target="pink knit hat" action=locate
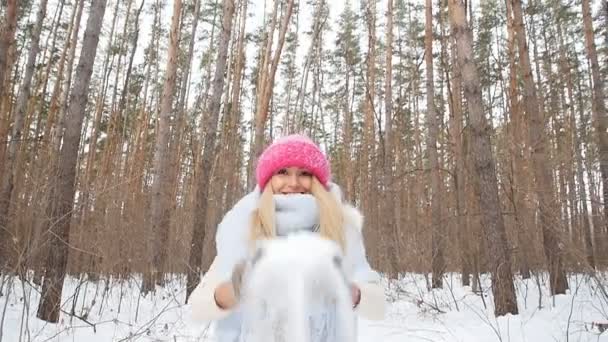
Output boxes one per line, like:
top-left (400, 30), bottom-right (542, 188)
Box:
top-left (255, 134), bottom-right (331, 189)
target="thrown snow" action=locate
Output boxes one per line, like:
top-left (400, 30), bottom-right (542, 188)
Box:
top-left (238, 232), bottom-right (355, 342)
top-left (1, 270), bottom-right (608, 341)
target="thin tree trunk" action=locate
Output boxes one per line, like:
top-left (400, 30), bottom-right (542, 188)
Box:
top-left (169, 0), bottom-right (201, 208)
top-left (76, 0), bottom-right (120, 275)
top-left (555, 15), bottom-right (595, 269)
top-left (511, 0), bottom-right (568, 295)
top-left (223, 0), bottom-right (247, 208)
top-left (247, 0), bottom-right (295, 188)
top-left (383, 0), bottom-right (399, 278)
top-left (0, 0), bottom-right (17, 98)
top-left (361, 0), bottom-right (378, 267)
top-left (54, 0), bottom-right (87, 154)
top-left (0, 0), bottom-right (47, 269)
top-left (582, 0), bottom-right (608, 225)
top-left (186, 0), bottom-right (236, 301)
top-left (426, 0), bottom-right (444, 289)
top-left (0, 0), bottom-right (18, 194)
top-left (143, 0), bottom-right (182, 293)
top-left (445, 0), bottom-right (471, 285)
top-left (569, 61), bottom-right (596, 269)
top-left (36, 0), bottom-right (107, 323)
top-left (505, 0), bottom-right (531, 279)
top-left (448, 0), bottom-right (518, 316)
top-left (31, 0), bottom-right (65, 147)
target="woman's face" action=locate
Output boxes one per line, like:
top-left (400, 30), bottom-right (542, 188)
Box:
top-left (270, 167), bottom-right (313, 194)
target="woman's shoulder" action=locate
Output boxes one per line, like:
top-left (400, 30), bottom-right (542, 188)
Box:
top-left (225, 187), bottom-right (261, 215)
top-left (342, 203), bottom-right (364, 233)
top-left (328, 182), bottom-right (364, 234)
top-left (215, 188), bottom-right (261, 244)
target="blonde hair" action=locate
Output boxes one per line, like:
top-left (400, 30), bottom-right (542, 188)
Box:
top-left (249, 177), bottom-right (346, 250)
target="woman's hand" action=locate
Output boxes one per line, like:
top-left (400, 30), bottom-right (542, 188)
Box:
top-left (214, 261), bottom-right (247, 310)
top-left (351, 283), bottom-right (361, 308)
top-left (214, 282), bottom-right (237, 310)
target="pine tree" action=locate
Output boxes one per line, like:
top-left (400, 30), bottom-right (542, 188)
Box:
top-left (448, 0), bottom-right (518, 316)
top-left (187, 0), bottom-right (236, 300)
top-left (426, 0), bottom-right (445, 289)
top-left (37, 0), bottom-right (108, 322)
top-left (0, 0), bottom-right (47, 269)
top-left (144, 0), bottom-right (183, 292)
top-left (511, 0), bottom-right (568, 295)
top-left (582, 0), bottom-right (608, 227)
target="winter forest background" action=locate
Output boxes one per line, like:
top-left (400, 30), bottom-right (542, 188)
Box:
top-left (0, 0), bottom-right (608, 340)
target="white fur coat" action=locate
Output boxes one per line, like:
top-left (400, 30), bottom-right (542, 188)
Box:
top-left (189, 183), bottom-right (385, 342)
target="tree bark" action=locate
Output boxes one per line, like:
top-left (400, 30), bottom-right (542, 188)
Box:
top-left (0, 0), bottom-right (47, 269)
top-left (383, 0), bottom-right (399, 278)
top-left (448, 0), bottom-right (518, 316)
top-left (505, 0), bottom-right (531, 279)
top-left (444, 0), bottom-right (471, 286)
top-left (582, 0), bottom-right (608, 226)
top-left (555, 13), bottom-right (595, 269)
top-left (186, 0), bottom-right (236, 301)
top-left (36, 0), bottom-right (107, 323)
top-left (223, 0), bottom-right (248, 209)
top-left (361, 0), bottom-right (378, 267)
top-left (426, 0), bottom-right (445, 289)
top-left (143, 0), bottom-right (182, 293)
top-left (0, 0), bottom-right (17, 96)
top-left (511, 0), bottom-right (568, 295)
top-left (0, 0), bottom-right (18, 193)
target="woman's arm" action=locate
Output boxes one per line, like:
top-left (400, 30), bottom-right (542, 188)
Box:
top-left (343, 204), bottom-right (387, 321)
top-left (190, 190), bottom-right (260, 321)
top-left (355, 281), bottom-right (386, 320)
top-left (189, 257), bottom-right (233, 321)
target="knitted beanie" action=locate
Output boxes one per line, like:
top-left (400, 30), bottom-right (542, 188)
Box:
top-left (255, 134), bottom-right (331, 189)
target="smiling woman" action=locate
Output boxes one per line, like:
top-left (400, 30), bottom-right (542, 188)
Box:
top-left (189, 134), bottom-right (385, 342)
top-left (271, 167), bottom-right (313, 194)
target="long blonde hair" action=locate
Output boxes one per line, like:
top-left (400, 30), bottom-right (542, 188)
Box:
top-left (249, 177), bottom-right (346, 250)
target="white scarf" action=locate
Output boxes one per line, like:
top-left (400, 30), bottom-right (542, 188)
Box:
top-left (274, 194), bottom-right (320, 236)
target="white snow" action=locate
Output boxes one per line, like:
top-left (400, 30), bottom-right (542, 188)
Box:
top-left (238, 232), bottom-right (355, 342)
top-left (1, 271), bottom-right (608, 341)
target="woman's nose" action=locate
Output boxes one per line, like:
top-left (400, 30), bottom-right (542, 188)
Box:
top-left (287, 173), bottom-right (299, 186)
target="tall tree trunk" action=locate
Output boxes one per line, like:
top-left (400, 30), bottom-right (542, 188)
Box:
top-left (582, 0), bottom-right (608, 225)
top-left (26, 0), bottom-right (84, 278)
top-left (0, 0), bottom-right (17, 95)
top-left (143, 0), bottom-right (182, 293)
top-left (0, 0), bottom-right (18, 194)
top-left (223, 0), bottom-right (247, 208)
top-left (70, 0), bottom-right (117, 275)
top-left (361, 0), bottom-right (378, 267)
top-left (505, 0), bottom-right (531, 279)
top-left (557, 15), bottom-right (595, 269)
top-left (511, 0), bottom-right (568, 295)
top-left (572, 63), bottom-right (597, 268)
top-left (426, 0), bottom-right (444, 289)
top-left (383, 0), bottom-right (399, 278)
top-left (445, 0), bottom-right (471, 285)
top-left (169, 0), bottom-right (201, 207)
top-left (448, 0), bottom-right (518, 316)
top-left (437, 0), bottom-right (467, 284)
top-left (36, 0), bottom-right (107, 323)
top-left (247, 0), bottom-right (295, 188)
top-left (186, 0), bottom-right (236, 301)
top-left (0, 0), bottom-right (47, 269)
top-left (31, 0), bottom-right (65, 150)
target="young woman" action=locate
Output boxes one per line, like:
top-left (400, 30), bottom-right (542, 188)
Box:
top-left (190, 134), bottom-right (386, 340)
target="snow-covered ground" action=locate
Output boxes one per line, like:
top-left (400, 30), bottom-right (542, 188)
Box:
top-left (1, 272), bottom-right (607, 341)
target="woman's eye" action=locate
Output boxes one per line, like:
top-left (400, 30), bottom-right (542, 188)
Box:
top-left (277, 169), bottom-right (288, 175)
top-left (300, 171), bottom-right (312, 177)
